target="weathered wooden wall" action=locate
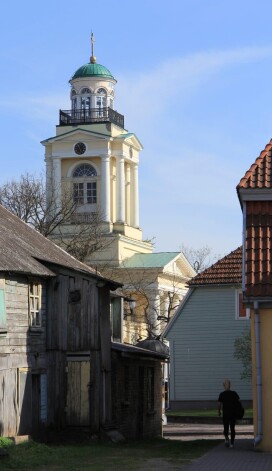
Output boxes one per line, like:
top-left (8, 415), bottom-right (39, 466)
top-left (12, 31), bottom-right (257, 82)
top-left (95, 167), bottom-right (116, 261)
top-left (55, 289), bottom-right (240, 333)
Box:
top-left (46, 270), bottom-right (105, 431)
top-left (0, 275), bottom-right (47, 436)
top-left (111, 353), bottom-right (163, 439)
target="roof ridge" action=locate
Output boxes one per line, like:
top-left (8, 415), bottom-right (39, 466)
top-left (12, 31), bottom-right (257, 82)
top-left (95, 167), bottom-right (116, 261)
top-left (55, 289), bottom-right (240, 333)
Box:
top-left (237, 139), bottom-right (272, 189)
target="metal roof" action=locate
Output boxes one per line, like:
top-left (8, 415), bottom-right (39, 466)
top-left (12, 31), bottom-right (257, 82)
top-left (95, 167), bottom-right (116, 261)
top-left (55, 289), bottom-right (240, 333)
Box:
top-left (71, 62), bottom-right (115, 80)
top-left (122, 252), bottom-right (181, 269)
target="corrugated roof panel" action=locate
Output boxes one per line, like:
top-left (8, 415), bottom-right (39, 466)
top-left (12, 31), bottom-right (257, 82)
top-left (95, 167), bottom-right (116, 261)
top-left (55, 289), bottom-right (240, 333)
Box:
top-left (122, 252), bottom-right (181, 268)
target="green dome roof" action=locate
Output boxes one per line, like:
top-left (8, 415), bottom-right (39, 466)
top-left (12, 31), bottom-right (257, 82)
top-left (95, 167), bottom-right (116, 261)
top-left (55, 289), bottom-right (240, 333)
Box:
top-left (72, 62), bottom-right (114, 80)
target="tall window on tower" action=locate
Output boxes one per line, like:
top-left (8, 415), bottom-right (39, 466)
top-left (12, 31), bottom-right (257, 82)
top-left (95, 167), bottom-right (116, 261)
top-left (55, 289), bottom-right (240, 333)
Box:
top-left (80, 88), bottom-right (91, 116)
top-left (71, 89), bottom-right (77, 112)
top-left (72, 164), bottom-right (97, 206)
top-left (96, 88), bottom-right (107, 117)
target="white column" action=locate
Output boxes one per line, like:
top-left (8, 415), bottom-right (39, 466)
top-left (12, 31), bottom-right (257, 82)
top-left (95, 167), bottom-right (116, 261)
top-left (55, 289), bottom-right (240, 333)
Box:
top-left (126, 165), bottom-right (131, 225)
top-left (52, 157), bottom-right (62, 215)
top-left (148, 291), bottom-right (161, 337)
top-left (131, 163), bottom-right (139, 228)
top-left (100, 154), bottom-right (111, 222)
top-left (116, 156), bottom-right (125, 222)
top-left (45, 157), bottom-right (52, 206)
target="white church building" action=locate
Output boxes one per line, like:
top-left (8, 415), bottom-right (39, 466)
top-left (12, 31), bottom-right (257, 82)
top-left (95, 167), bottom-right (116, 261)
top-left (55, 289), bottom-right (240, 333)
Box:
top-left (42, 35), bottom-right (195, 343)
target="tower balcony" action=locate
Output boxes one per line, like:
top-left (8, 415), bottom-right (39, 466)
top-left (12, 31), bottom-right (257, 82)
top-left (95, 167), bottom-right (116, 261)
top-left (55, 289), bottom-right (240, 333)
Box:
top-left (59, 108), bottom-right (124, 129)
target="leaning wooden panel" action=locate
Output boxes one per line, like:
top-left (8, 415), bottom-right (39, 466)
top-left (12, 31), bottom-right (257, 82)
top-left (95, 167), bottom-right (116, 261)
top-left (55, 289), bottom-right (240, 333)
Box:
top-left (80, 361), bottom-right (90, 425)
top-left (0, 369), bottom-right (18, 437)
top-left (66, 361), bottom-right (81, 425)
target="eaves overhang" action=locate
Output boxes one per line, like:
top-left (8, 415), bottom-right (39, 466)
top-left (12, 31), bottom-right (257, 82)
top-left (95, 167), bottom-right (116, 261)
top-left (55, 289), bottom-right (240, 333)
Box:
top-left (243, 297), bottom-right (272, 307)
top-left (111, 341), bottom-right (169, 361)
top-left (237, 188), bottom-right (272, 208)
top-left (187, 282), bottom-right (241, 288)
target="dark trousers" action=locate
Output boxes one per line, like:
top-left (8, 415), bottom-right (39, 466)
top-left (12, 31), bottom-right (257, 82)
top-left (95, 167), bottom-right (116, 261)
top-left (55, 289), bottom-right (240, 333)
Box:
top-left (223, 416), bottom-right (236, 444)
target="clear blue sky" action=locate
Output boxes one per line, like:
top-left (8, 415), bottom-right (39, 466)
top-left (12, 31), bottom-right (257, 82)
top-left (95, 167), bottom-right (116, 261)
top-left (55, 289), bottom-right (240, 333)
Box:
top-left (1, 0), bottom-right (272, 256)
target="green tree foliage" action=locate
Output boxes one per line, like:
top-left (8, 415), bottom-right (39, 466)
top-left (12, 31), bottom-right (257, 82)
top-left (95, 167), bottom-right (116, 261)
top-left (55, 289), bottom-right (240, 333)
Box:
top-left (234, 328), bottom-right (252, 381)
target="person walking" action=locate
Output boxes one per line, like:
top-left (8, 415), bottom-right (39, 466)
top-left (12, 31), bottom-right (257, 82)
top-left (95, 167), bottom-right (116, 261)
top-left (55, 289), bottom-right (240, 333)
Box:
top-left (218, 379), bottom-right (240, 448)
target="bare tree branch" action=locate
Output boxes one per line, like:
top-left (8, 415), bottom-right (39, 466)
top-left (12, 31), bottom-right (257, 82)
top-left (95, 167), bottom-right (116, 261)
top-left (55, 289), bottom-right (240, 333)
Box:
top-left (0, 173), bottom-right (111, 261)
top-left (181, 244), bottom-right (221, 273)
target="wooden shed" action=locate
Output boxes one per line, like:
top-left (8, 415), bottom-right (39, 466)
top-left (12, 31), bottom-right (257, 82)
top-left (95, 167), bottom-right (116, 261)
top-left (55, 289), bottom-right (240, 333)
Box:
top-left (0, 204), bottom-right (120, 438)
top-left (0, 205), bottom-right (169, 440)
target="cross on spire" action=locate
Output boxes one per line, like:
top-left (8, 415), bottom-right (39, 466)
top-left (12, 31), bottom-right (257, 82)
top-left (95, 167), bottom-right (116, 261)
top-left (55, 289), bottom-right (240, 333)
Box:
top-left (90, 32), bottom-right (96, 63)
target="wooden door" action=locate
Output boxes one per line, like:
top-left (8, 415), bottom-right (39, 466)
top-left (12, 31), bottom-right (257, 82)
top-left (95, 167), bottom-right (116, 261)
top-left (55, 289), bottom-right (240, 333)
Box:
top-left (66, 361), bottom-right (90, 426)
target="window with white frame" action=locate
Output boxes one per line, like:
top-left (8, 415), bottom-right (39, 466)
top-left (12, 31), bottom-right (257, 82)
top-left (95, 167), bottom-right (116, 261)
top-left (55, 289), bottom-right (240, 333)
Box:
top-left (236, 290), bottom-right (250, 320)
top-left (96, 88), bottom-right (107, 117)
top-left (72, 164), bottom-right (97, 205)
top-left (29, 282), bottom-right (42, 327)
top-left (80, 88), bottom-right (91, 115)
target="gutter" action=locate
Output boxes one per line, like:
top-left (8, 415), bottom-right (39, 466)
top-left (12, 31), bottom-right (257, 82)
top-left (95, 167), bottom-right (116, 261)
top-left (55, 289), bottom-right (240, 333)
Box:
top-left (254, 301), bottom-right (263, 446)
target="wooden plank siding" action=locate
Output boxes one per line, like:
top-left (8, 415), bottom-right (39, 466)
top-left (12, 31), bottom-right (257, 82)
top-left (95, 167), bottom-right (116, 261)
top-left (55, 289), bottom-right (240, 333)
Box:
top-left (166, 286), bottom-right (252, 403)
top-left (0, 276), bottom-right (47, 436)
top-left (46, 273), bottom-right (100, 352)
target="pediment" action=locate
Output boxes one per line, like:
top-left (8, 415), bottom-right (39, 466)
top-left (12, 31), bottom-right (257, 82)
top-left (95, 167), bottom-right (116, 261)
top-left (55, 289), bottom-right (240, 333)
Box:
top-left (115, 133), bottom-right (143, 151)
top-left (163, 253), bottom-right (196, 279)
top-left (41, 128), bottom-right (111, 145)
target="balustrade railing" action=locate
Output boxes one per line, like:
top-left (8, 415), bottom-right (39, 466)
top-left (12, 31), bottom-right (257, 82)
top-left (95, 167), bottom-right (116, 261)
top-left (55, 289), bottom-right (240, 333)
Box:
top-left (59, 108), bottom-right (124, 128)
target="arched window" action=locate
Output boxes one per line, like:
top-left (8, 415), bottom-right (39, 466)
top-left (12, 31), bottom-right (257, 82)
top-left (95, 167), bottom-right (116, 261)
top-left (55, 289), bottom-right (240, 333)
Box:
top-left (72, 164), bottom-right (97, 205)
top-left (81, 88), bottom-right (91, 94)
top-left (80, 88), bottom-right (92, 115)
top-left (96, 88), bottom-right (107, 117)
top-left (96, 88), bottom-right (107, 108)
top-left (73, 164), bottom-right (97, 177)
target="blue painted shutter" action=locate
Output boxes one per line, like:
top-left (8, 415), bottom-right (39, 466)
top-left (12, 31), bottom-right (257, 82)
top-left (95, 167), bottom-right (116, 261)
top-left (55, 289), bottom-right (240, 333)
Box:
top-left (0, 289), bottom-right (6, 330)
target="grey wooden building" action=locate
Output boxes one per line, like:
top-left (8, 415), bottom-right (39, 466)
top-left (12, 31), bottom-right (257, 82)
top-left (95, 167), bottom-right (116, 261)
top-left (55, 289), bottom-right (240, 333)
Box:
top-left (163, 247), bottom-right (252, 410)
top-left (0, 205), bottom-right (168, 439)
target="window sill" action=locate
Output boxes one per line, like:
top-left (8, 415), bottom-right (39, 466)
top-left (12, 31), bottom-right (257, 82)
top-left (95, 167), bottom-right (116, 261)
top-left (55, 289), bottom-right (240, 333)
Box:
top-left (29, 327), bottom-right (43, 335)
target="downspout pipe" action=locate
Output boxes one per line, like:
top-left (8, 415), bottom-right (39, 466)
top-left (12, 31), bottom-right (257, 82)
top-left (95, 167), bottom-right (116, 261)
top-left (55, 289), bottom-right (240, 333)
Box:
top-left (254, 301), bottom-right (263, 446)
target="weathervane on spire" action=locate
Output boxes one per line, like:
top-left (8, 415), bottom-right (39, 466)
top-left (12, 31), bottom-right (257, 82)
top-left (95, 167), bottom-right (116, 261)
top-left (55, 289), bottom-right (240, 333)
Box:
top-left (90, 32), bottom-right (97, 64)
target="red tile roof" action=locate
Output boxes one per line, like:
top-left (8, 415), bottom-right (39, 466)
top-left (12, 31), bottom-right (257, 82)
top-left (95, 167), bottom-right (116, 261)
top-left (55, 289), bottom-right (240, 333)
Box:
top-left (237, 139), bottom-right (272, 189)
top-left (237, 138), bottom-right (272, 299)
top-left (244, 201), bottom-right (272, 298)
top-left (188, 247), bottom-right (242, 286)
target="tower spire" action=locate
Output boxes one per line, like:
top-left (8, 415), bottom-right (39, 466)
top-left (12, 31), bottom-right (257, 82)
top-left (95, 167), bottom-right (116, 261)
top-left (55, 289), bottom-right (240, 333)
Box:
top-left (90, 32), bottom-right (97, 64)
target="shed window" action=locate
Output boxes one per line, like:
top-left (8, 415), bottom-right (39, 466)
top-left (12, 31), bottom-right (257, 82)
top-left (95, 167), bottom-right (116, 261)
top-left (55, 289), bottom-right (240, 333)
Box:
top-left (29, 282), bottom-right (42, 327)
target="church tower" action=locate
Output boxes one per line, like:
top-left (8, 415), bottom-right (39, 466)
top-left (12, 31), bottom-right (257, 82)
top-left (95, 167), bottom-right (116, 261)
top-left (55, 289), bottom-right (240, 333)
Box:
top-left (42, 37), bottom-right (195, 345)
top-left (42, 35), bottom-right (152, 266)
